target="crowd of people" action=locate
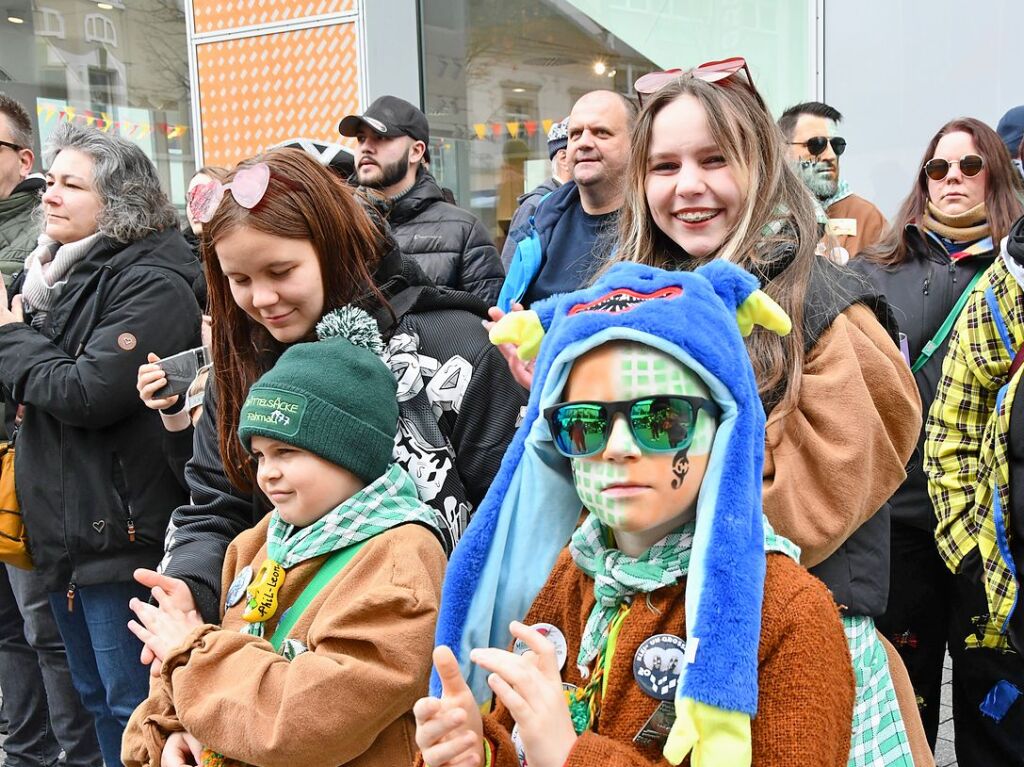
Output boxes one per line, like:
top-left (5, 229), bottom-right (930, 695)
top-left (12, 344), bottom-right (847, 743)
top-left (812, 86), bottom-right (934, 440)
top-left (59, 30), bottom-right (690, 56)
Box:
top-left (0, 52), bottom-right (1023, 767)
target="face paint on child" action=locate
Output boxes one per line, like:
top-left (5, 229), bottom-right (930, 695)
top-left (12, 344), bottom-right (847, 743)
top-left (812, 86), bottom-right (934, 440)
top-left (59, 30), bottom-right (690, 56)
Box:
top-left (564, 343), bottom-right (716, 551)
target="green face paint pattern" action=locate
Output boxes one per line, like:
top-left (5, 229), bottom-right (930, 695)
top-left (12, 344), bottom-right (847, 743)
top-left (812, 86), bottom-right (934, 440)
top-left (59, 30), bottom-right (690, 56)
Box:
top-left (569, 344), bottom-right (715, 529)
top-left (572, 459), bottom-right (628, 526)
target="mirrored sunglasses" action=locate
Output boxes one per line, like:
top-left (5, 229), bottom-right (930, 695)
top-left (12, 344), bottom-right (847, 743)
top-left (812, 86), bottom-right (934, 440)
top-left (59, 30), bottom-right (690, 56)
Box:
top-left (190, 162), bottom-right (272, 224)
top-left (923, 154), bottom-right (985, 181)
top-left (789, 136), bottom-right (847, 157)
top-left (633, 56), bottom-right (765, 111)
top-left (543, 395), bottom-right (720, 458)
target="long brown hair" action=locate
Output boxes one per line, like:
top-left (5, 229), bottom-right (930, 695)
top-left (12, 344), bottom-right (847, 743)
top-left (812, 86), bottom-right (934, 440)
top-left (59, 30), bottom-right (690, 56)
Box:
top-left (611, 75), bottom-right (819, 416)
top-left (203, 148), bottom-right (391, 492)
top-left (864, 117), bottom-right (1024, 266)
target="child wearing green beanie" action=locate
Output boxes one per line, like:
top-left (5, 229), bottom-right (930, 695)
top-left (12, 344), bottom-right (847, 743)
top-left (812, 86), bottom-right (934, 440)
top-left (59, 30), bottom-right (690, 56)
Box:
top-left (123, 307), bottom-right (447, 767)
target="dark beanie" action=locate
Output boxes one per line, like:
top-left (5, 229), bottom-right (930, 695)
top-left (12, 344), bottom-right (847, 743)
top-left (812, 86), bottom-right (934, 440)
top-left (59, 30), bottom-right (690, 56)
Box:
top-left (997, 106), bottom-right (1024, 158)
top-left (237, 307), bottom-right (398, 483)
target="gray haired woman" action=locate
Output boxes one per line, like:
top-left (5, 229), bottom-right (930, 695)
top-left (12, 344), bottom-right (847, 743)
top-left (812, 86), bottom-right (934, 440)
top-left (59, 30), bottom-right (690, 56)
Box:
top-left (0, 122), bottom-right (201, 766)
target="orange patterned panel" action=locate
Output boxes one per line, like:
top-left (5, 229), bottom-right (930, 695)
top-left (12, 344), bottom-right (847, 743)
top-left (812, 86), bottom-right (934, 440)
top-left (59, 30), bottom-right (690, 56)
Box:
top-left (193, 0), bottom-right (356, 34)
top-left (197, 23), bottom-right (360, 167)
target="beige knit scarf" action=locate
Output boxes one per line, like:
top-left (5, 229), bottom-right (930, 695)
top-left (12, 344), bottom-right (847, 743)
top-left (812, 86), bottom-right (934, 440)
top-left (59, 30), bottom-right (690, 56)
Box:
top-left (921, 201), bottom-right (990, 243)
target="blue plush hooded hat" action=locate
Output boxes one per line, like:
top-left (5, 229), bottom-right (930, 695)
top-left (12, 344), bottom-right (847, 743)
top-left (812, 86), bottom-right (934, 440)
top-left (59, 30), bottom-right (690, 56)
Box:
top-left (433, 260), bottom-right (791, 763)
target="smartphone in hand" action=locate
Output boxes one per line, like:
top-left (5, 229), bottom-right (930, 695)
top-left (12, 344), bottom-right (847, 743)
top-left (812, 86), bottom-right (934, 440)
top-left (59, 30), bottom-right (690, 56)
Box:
top-left (154, 347), bottom-right (210, 399)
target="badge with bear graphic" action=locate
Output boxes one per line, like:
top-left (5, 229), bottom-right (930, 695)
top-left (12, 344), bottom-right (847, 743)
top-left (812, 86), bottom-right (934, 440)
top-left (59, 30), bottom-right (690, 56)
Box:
top-left (632, 634), bottom-right (686, 701)
top-left (225, 565), bottom-right (253, 609)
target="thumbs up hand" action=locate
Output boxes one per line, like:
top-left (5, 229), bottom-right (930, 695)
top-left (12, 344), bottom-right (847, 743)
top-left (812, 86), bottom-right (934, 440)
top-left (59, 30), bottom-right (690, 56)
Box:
top-left (414, 646), bottom-right (486, 767)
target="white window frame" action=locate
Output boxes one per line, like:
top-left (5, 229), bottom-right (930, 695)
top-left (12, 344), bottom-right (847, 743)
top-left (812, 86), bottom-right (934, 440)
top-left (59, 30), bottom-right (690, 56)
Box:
top-left (84, 14), bottom-right (118, 47)
top-left (37, 7), bottom-right (65, 39)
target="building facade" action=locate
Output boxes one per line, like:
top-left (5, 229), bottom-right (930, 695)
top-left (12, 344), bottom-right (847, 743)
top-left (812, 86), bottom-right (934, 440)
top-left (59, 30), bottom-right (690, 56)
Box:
top-left (3, 0), bottom-right (1022, 224)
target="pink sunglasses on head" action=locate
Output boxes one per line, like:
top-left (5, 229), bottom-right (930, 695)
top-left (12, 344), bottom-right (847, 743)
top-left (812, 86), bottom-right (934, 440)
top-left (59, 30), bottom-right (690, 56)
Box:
top-left (188, 162), bottom-right (271, 224)
top-left (633, 56), bottom-right (765, 111)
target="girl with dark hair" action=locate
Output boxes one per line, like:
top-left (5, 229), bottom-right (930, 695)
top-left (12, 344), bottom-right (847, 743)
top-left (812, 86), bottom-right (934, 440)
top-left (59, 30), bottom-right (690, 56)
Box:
top-left (857, 118), bottom-right (1024, 760)
top-left (0, 122), bottom-right (201, 766)
top-left (141, 148), bottom-right (524, 640)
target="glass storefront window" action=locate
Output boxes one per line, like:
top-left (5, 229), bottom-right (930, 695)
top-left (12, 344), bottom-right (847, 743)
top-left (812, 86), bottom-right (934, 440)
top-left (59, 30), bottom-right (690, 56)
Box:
top-left (1, 0), bottom-right (195, 210)
top-left (420, 0), bottom-right (814, 251)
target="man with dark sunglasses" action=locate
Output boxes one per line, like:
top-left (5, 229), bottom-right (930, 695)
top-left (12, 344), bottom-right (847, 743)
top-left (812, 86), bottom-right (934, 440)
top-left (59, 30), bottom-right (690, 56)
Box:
top-left (779, 101), bottom-right (887, 259)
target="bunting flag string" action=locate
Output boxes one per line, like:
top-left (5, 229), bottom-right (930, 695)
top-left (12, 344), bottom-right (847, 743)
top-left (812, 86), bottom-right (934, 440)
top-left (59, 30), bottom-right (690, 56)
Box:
top-left (471, 116), bottom-right (563, 141)
top-left (36, 104), bottom-right (188, 141)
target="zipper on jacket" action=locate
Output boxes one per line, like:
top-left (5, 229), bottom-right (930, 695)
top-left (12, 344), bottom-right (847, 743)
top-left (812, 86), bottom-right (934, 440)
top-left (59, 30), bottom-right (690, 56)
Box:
top-left (66, 581), bottom-right (76, 612)
top-left (922, 276), bottom-right (930, 296)
top-left (126, 508), bottom-right (136, 543)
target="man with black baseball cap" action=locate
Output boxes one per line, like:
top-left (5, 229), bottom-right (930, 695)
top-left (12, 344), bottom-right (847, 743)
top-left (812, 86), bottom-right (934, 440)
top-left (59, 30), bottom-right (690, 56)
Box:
top-left (340, 96), bottom-right (503, 304)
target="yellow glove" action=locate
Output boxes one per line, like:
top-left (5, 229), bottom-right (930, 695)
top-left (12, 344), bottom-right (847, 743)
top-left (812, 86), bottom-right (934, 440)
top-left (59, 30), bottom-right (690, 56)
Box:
top-left (663, 698), bottom-right (751, 767)
top-left (735, 290), bottom-right (791, 338)
top-left (488, 310), bottom-right (545, 361)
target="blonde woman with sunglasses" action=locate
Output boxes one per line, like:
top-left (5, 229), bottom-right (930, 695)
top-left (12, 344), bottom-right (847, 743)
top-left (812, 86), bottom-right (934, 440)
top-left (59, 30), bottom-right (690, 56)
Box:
top-left (608, 62), bottom-right (929, 765)
top-left (857, 118), bottom-right (1024, 764)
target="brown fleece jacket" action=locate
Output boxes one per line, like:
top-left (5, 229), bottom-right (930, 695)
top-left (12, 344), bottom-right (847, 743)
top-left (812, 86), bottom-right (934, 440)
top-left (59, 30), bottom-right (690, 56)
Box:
top-left (827, 194), bottom-right (888, 258)
top-left (122, 518), bottom-right (446, 767)
top-left (763, 304), bottom-right (922, 568)
top-left (477, 550), bottom-right (854, 767)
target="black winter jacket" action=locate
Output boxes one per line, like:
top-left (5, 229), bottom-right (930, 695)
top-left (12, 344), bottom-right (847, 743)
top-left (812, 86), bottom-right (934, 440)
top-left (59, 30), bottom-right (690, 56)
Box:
top-left (0, 228), bottom-right (202, 592)
top-left (161, 247), bottom-right (528, 621)
top-left (385, 170), bottom-right (504, 305)
top-left (855, 226), bottom-right (996, 532)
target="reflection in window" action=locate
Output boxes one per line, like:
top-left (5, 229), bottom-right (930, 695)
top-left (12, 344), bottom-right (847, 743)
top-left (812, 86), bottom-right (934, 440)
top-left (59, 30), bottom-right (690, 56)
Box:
top-left (421, 0), bottom-right (813, 250)
top-left (85, 14), bottom-right (118, 47)
top-left (37, 8), bottom-right (65, 39)
top-left (421, 1), bottom-right (654, 249)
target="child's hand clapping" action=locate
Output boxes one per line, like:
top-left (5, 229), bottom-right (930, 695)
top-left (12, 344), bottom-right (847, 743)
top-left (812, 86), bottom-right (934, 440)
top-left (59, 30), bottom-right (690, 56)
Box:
top-left (470, 621), bottom-right (577, 767)
top-left (128, 585), bottom-right (204, 667)
top-left (160, 731), bottom-right (204, 767)
top-left (414, 646), bottom-right (485, 766)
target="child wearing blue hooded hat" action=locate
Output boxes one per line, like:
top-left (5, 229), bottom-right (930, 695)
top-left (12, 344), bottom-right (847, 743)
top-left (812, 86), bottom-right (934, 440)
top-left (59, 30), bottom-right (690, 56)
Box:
top-left (414, 260), bottom-right (855, 767)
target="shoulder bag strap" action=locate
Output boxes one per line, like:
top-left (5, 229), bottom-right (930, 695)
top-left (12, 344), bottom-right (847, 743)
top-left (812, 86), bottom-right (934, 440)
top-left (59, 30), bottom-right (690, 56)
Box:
top-left (269, 539), bottom-right (369, 652)
top-left (911, 269), bottom-right (986, 374)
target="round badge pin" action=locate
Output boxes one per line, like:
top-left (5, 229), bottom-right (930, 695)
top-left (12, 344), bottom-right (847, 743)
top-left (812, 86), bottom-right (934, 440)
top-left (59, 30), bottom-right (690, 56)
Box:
top-left (225, 565), bottom-right (253, 609)
top-left (512, 622), bottom-right (567, 671)
top-left (632, 634), bottom-right (687, 701)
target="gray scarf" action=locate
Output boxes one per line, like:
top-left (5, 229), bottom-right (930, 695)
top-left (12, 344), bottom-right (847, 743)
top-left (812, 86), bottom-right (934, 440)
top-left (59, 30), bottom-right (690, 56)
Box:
top-left (21, 232), bottom-right (102, 326)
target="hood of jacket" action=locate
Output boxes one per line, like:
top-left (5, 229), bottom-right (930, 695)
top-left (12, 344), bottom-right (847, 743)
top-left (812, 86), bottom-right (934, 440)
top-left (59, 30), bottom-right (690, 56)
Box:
top-left (82, 226), bottom-right (200, 285)
top-left (532, 179), bottom-right (582, 244)
top-left (387, 169), bottom-right (448, 227)
top-left (1004, 215), bottom-right (1024, 268)
top-left (516, 176), bottom-right (561, 206)
top-left (371, 240), bottom-right (490, 331)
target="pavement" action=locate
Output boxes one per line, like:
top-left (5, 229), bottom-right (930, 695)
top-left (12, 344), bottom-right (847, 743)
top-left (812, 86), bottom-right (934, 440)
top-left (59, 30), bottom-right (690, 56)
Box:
top-left (935, 651), bottom-right (958, 767)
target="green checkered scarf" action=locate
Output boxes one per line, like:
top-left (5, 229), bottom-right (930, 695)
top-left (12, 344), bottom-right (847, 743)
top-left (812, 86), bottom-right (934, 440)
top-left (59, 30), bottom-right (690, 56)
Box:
top-left (244, 463), bottom-right (438, 638)
top-left (569, 514), bottom-right (799, 677)
top-left (569, 513), bottom-right (695, 677)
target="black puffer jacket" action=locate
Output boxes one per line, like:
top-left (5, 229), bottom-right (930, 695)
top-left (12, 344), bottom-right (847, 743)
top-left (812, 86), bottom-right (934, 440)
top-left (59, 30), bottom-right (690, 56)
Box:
top-left (0, 228), bottom-right (202, 592)
top-left (855, 226), bottom-right (996, 531)
top-left (161, 246), bottom-right (527, 621)
top-left (384, 169), bottom-right (504, 305)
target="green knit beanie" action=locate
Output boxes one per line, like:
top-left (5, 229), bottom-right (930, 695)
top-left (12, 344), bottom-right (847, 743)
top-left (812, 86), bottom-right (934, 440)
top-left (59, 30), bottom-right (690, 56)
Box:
top-left (237, 307), bottom-right (398, 483)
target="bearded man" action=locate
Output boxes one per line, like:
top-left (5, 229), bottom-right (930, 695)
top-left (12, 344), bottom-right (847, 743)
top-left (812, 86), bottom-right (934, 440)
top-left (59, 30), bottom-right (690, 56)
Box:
top-left (780, 101), bottom-right (887, 258)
